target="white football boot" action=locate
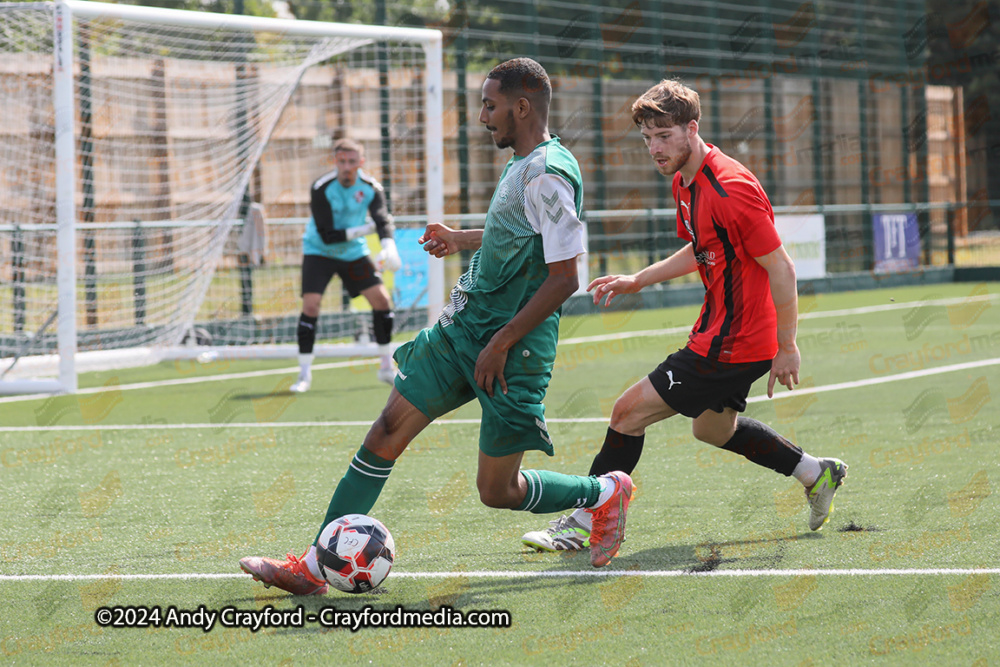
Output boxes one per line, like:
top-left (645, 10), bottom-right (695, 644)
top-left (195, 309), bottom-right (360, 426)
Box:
top-left (805, 458), bottom-right (848, 530)
top-left (522, 512), bottom-right (590, 552)
top-left (289, 370), bottom-right (312, 394)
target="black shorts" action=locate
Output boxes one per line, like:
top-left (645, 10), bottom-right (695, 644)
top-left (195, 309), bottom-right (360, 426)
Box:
top-left (301, 254), bottom-right (382, 298)
top-left (647, 347), bottom-right (772, 418)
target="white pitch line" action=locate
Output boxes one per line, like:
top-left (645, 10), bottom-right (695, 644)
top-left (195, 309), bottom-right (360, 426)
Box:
top-left (2, 568), bottom-right (1000, 582)
top-left (0, 420), bottom-right (480, 431)
top-left (0, 292), bottom-right (995, 406)
top-left (0, 357), bottom-right (379, 404)
top-left (746, 356), bottom-right (1000, 404)
top-left (796, 292), bottom-right (996, 321)
top-left (4, 356), bottom-right (998, 432)
top-left (561, 292), bottom-right (998, 345)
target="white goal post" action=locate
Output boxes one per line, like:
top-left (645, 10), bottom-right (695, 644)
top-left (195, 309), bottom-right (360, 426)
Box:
top-left (0, 0), bottom-right (444, 395)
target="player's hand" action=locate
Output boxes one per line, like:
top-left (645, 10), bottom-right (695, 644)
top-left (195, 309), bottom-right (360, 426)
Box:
top-left (767, 345), bottom-right (800, 398)
top-left (475, 337), bottom-right (508, 398)
top-left (376, 237), bottom-right (402, 272)
top-left (418, 223), bottom-right (460, 258)
top-left (588, 274), bottom-right (642, 307)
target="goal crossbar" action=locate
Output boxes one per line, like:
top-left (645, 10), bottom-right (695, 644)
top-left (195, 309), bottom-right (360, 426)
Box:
top-left (62, 0), bottom-right (443, 44)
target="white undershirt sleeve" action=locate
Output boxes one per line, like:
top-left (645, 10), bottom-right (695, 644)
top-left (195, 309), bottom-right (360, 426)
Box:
top-left (524, 172), bottom-right (587, 263)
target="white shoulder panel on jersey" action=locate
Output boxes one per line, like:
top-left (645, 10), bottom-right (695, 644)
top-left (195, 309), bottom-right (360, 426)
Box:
top-left (356, 168), bottom-right (385, 191)
top-left (524, 172), bottom-right (586, 264)
top-left (312, 168), bottom-right (339, 190)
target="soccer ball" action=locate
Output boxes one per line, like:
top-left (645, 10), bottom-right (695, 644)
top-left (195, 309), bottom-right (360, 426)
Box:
top-left (315, 514), bottom-right (395, 594)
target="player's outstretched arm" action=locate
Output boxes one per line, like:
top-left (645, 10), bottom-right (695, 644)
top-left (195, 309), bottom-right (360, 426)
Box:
top-left (588, 274), bottom-right (642, 307)
top-left (589, 243), bottom-right (697, 307)
top-left (418, 222), bottom-right (484, 258)
top-left (755, 244), bottom-right (800, 397)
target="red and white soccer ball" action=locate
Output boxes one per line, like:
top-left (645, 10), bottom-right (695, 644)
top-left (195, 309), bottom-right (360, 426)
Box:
top-left (315, 514), bottom-right (395, 594)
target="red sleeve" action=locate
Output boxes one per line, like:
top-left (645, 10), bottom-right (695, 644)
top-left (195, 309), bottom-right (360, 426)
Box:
top-left (729, 179), bottom-right (781, 257)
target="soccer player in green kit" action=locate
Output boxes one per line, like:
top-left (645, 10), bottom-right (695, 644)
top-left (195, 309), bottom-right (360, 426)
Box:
top-left (240, 58), bottom-right (633, 594)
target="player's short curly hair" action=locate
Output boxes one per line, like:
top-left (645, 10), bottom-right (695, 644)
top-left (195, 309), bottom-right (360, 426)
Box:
top-left (631, 79), bottom-right (701, 128)
top-left (486, 57), bottom-right (551, 110)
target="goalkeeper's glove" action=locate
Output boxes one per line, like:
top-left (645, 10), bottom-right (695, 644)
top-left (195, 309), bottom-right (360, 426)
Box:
top-left (344, 222), bottom-right (376, 241)
top-left (376, 237), bottom-right (402, 272)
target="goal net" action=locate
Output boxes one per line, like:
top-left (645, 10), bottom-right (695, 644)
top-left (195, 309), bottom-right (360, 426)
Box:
top-left (0, 0), bottom-right (443, 394)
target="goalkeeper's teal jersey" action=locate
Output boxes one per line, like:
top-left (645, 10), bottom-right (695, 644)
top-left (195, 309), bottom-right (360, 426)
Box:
top-left (438, 136), bottom-right (585, 373)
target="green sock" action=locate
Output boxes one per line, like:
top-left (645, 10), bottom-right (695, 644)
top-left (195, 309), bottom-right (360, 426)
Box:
top-left (516, 470), bottom-right (601, 514)
top-left (315, 446), bottom-right (394, 544)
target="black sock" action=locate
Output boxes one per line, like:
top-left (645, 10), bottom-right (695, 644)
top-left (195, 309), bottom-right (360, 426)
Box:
top-left (721, 417), bottom-right (803, 476)
top-left (297, 313), bottom-right (318, 354)
top-left (588, 427), bottom-right (645, 476)
top-left (373, 309), bottom-right (393, 345)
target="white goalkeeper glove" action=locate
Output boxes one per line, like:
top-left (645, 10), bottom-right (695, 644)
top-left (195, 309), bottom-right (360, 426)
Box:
top-left (376, 237), bottom-right (402, 272)
top-left (344, 222), bottom-right (376, 241)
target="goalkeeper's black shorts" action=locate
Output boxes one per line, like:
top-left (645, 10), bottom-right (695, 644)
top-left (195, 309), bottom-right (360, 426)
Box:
top-left (301, 254), bottom-right (381, 298)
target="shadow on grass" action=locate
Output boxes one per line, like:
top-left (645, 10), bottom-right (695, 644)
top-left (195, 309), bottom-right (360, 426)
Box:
top-left (514, 530), bottom-right (824, 574)
top-left (223, 381), bottom-right (386, 400)
top-left (217, 531), bottom-right (830, 634)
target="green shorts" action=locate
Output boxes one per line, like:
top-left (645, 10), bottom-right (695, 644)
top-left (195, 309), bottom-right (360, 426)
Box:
top-left (392, 323), bottom-right (554, 458)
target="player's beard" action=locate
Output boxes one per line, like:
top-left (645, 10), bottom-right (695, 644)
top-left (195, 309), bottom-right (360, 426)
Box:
top-left (488, 110), bottom-right (516, 149)
top-left (656, 140), bottom-right (692, 176)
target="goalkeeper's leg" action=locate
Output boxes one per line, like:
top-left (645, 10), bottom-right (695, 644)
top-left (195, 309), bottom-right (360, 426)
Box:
top-left (360, 283), bottom-right (395, 385)
top-left (293, 255), bottom-right (338, 394)
top-left (292, 294), bottom-right (322, 394)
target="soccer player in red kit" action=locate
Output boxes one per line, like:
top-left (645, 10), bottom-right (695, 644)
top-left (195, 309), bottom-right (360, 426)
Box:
top-left (522, 78), bottom-right (848, 553)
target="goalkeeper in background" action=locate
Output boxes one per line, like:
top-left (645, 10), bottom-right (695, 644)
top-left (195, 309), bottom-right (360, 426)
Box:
top-left (291, 137), bottom-right (402, 392)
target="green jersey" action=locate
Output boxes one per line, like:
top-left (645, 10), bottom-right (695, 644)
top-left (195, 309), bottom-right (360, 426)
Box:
top-left (439, 136), bottom-right (585, 373)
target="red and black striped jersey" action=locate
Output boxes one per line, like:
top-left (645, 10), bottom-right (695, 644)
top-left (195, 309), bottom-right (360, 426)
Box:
top-left (672, 145), bottom-right (783, 363)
